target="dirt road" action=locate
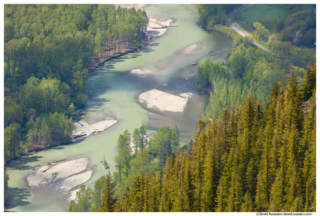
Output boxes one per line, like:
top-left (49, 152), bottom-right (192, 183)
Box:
top-left (228, 5), bottom-right (270, 52)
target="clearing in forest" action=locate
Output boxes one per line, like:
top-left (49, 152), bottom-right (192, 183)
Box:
top-left (237, 4), bottom-right (290, 32)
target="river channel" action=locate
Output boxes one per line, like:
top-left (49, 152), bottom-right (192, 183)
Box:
top-left (5, 4), bottom-right (233, 212)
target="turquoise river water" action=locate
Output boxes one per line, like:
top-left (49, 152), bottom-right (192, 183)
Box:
top-left (5, 4), bottom-right (233, 212)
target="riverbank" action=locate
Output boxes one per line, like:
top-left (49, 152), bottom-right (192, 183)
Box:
top-left (27, 158), bottom-right (91, 190)
top-left (205, 24), bottom-right (238, 40)
top-left (5, 5), bottom-right (234, 212)
top-left (88, 5), bottom-right (173, 74)
top-left (72, 119), bottom-right (118, 141)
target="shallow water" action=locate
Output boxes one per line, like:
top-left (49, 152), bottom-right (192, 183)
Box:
top-left (5, 4), bottom-right (233, 212)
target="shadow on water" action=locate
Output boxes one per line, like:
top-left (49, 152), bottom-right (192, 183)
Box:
top-left (88, 97), bottom-right (110, 106)
top-left (141, 42), bottom-right (159, 53)
top-left (5, 187), bottom-right (31, 210)
top-left (6, 155), bottom-right (44, 171)
top-left (142, 47), bottom-right (155, 53)
top-left (51, 146), bottom-right (64, 150)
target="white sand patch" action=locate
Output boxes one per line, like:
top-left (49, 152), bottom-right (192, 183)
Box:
top-left (130, 68), bottom-right (157, 76)
top-left (183, 44), bottom-right (198, 54)
top-left (145, 18), bottom-right (173, 39)
top-left (139, 89), bottom-right (189, 112)
top-left (68, 188), bottom-right (81, 203)
top-left (72, 119), bottom-right (117, 141)
top-left (27, 158), bottom-right (89, 188)
top-left (59, 171), bottom-right (93, 191)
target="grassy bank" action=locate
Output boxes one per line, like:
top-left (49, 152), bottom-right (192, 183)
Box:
top-left (236, 4), bottom-right (290, 31)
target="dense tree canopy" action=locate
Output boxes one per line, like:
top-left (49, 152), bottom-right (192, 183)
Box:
top-left (4, 4), bottom-right (148, 162)
top-left (195, 36), bottom-right (313, 119)
top-left (274, 5), bottom-right (316, 46)
top-left (69, 62), bottom-right (316, 212)
top-left (196, 4), bottom-right (238, 28)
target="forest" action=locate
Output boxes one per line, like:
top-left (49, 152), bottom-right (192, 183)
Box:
top-left (68, 62), bottom-right (316, 212)
top-left (4, 4), bottom-right (148, 162)
top-left (249, 5), bottom-right (316, 51)
top-left (196, 4), bottom-right (238, 27)
top-left (4, 4), bottom-right (316, 212)
top-left (272, 5), bottom-right (316, 46)
top-left (196, 35), bottom-right (313, 120)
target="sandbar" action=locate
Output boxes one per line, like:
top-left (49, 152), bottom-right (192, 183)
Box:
top-left (72, 119), bottom-right (117, 141)
top-left (27, 157), bottom-right (90, 188)
top-left (139, 89), bottom-right (192, 112)
top-left (59, 171), bottom-right (93, 191)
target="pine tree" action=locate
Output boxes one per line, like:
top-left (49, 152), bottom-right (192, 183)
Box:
top-left (148, 171), bottom-right (161, 212)
top-left (269, 148), bottom-right (287, 212)
top-left (301, 62), bottom-right (316, 101)
top-left (201, 147), bottom-right (217, 211)
top-left (115, 186), bottom-right (130, 212)
top-left (90, 176), bottom-right (105, 211)
top-left (215, 175), bottom-right (228, 212)
top-left (241, 191), bottom-right (254, 212)
top-left (98, 173), bottom-right (117, 212)
top-left (129, 169), bottom-right (145, 212)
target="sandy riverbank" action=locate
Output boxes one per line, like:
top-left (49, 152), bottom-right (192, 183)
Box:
top-left (139, 89), bottom-right (193, 112)
top-left (72, 119), bottom-right (117, 141)
top-left (27, 158), bottom-right (91, 192)
top-left (60, 171), bottom-right (93, 191)
top-left (145, 18), bottom-right (173, 39)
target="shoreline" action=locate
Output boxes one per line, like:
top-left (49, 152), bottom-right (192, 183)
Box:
top-left (72, 119), bottom-right (118, 142)
top-left (88, 5), bottom-right (173, 74)
top-left (27, 157), bottom-right (94, 197)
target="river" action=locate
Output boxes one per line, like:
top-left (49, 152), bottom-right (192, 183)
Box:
top-left (5, 4), bottom-right (233, 212)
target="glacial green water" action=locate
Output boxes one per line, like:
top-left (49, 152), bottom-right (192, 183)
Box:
top-left (5, 4), bottom-right (233, 212)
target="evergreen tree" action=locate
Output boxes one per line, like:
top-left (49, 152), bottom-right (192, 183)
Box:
top-left (98, 172), bottom-right (117, 212)
top-left (301, 62), bottom-right (316, 101)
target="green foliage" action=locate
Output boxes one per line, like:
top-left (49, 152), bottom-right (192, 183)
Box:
top-left (114, 130), bottom-right (132, 184)
top-left (197, 4), bottom-right (238, 28)
top-left (273, 19), bottom-right (285, 33)
top-left (68, 65), bottom-right (316, 212)
top-left (236, 4), bottom-right (315, 48)
top-left (238, 5), bottom-right (290, 32)
top-left (68, 185), bottom-right (92, 212)
top-left (301, 62), bottom-right (316, 101)
top-left (302, 29), bottom-right (316, 46)
top-left (253, 22), bottom-right (270, 41)
top-left (196, 58), bottom-right (229, 91)
top-left (4, 4), bottom-right (148, 162)
top-left (4, 123), bottom-right (22, 161)
top-left (112, 125), bottom-right (181, 197)
top-left (98, 173), bottom-right (117, 212)
top-left (90, 176), bottom-right (106, 211)
top-left (26, 112), bottom-right (73, 150)
top-left (198, 35), bottom-right (314, 121)
top-left (277, 5), bottom-right (316, 46)
top-left (149, 126), bottom-right (180, 166)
